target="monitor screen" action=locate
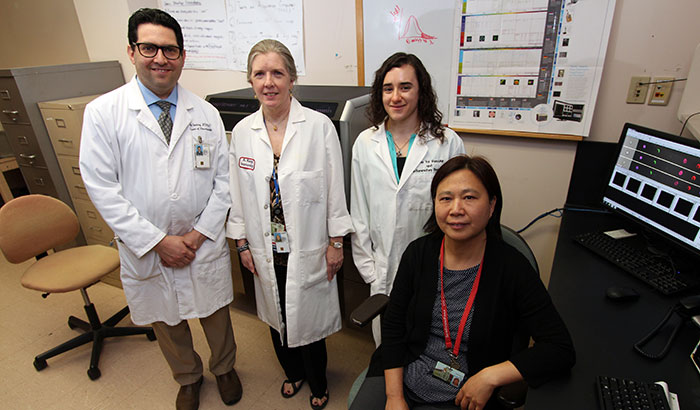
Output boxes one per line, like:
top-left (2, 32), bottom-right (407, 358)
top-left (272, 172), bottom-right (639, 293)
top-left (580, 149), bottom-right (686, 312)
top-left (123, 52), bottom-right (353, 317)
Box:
top-left (603, 123), bottom-right (700, 257)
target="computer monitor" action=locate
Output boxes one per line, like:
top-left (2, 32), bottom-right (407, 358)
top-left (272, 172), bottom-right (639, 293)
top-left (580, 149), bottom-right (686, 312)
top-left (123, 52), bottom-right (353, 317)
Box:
top-left (603, 123), bottom-right (700, 257)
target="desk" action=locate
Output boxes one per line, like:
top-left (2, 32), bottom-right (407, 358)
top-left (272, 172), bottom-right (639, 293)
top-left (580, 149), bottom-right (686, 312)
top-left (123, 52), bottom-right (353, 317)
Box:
top-left (526, 210), bottom-right (700, 409)
top-left (0, 156), bottom-right (18, 203)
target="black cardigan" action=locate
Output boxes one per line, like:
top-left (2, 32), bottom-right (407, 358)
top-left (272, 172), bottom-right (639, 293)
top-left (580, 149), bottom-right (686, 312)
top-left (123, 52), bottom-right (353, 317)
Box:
top-left (368, 231), bottom-right (575, 391)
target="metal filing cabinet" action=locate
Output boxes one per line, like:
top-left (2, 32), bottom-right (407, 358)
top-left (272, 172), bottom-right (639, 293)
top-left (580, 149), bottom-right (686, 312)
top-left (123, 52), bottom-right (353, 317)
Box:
top-left (0, 62), bottom-right (124, 244)
top-left (38, 94), bottom-right (121, 288)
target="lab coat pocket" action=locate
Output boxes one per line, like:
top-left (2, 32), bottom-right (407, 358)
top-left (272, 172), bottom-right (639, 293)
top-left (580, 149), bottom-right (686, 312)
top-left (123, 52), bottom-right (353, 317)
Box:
top-left (293, 170), bottom-right (325, 206)
top-left (407, 175), bottom-right (433, 211)
top-left (192, 255), bottom-right (229, 288)
top-left (116, 241), bottom-right (161, 281)
top-left (299, 245), bottom-right (328, 289)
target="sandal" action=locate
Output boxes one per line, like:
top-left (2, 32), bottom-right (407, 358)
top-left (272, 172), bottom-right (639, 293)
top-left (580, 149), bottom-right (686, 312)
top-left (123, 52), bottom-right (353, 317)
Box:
top-left (281, 379), bottom-right (304, 398)
top-left (309, 390), bottom-right (329, 410)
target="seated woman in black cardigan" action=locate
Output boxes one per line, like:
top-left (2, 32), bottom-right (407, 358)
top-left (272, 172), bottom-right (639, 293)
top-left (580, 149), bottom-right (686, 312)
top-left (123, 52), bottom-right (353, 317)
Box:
top-left (350, 155), bottom-right (575, 410)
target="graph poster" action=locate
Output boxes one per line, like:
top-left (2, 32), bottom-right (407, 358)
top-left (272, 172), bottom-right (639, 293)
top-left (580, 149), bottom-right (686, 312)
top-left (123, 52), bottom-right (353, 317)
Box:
top-left (362, 1), bottom-right (456, 118)
top-left (448, 0), bottom-right (615, 137)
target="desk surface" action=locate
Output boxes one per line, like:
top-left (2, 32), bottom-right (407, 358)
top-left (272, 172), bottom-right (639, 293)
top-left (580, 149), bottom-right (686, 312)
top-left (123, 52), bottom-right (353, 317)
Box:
top-left (525, 210), bottom-right (700, 409)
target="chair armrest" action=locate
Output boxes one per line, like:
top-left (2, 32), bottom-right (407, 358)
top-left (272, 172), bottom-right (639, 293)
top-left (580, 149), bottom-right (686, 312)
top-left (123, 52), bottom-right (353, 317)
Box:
top-left (350, 294), bottom-right (390, 327)
top-left (496, 380), bottom-right (528, 408)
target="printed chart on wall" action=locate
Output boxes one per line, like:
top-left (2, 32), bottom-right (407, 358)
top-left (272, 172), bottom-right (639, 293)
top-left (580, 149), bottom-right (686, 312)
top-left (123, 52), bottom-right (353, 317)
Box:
top-left (161, 0), bottom-right (304, 74)
top-left (362, 1), bottom-right (457, 118)
top-left (448, 0), bottom-right (615, 137)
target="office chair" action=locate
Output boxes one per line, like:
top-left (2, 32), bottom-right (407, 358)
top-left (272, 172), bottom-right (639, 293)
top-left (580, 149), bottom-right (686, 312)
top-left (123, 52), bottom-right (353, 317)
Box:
top-left (0, 194), bottom-right (156, 380)
top-left (347, 225), bottom-right (536, 409)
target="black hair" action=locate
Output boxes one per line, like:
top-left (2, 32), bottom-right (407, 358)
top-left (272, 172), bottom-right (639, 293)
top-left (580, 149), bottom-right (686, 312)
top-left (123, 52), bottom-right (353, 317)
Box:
top-left (424, 155), bottom-right (503, 241)
top-left (127, 8), bottom-right (184, 50)
top-left (367, 52), bottom-right (445, 141)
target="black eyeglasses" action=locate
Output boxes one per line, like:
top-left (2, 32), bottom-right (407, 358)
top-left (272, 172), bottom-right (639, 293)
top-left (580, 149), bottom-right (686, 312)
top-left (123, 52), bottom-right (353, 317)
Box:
top-left (133, 42), bottom-right (182, 60)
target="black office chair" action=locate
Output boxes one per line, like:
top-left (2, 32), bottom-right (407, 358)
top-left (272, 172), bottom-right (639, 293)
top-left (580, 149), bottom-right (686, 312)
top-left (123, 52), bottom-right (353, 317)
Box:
top-left (347, 225), bottom-right (536, 408)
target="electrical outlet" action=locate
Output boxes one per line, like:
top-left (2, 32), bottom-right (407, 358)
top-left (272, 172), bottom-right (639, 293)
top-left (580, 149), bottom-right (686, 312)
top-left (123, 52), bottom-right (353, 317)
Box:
top-left (626, 76), bottom-right (650, 104)
top-left (648, 77), bottom-right (674, 106)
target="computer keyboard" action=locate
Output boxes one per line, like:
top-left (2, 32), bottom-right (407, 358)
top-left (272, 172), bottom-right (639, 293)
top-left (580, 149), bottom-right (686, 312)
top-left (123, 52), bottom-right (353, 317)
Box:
top-left (596, 376), bottom-right (670, 410)
top-left (574, 231), bottom-right (698, 295)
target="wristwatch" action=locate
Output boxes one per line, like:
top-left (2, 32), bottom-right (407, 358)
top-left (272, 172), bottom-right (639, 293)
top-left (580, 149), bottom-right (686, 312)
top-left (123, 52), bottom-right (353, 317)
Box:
top-left (330, 240), bottom-right (343, 249)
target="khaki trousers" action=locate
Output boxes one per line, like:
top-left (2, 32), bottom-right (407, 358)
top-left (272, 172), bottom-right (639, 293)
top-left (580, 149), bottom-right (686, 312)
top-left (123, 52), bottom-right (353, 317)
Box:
top-left (152, 304), bottom-right (236, 385)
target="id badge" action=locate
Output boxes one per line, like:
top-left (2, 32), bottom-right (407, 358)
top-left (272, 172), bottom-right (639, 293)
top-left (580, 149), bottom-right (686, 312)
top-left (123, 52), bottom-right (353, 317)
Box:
top-left (432, 361), bottom-right (465, 387)
top-left (274, 232), bottom-right (290, 253)
top-left (194, 141), bottom-right (211, 169)
top-left (271, 222), bottom-right (290, 253)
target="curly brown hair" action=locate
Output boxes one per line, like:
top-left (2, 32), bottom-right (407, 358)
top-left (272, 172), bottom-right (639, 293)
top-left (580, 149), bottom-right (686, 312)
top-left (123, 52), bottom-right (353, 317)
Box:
top-left (367, 52), bottom-right (445, 142)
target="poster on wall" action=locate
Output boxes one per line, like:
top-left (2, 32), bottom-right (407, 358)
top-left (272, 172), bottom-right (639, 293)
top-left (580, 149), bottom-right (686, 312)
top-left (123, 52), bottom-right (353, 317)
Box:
top-left (447, 0), bottom-right (616, 137)
top-left (161, 0), bottom-right (305, 74)
top-left (363, 0), bottom-right (456, 118)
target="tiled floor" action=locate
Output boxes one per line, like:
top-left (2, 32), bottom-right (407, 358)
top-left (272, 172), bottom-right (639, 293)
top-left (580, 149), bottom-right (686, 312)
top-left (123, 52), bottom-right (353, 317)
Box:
top-left (0, 251), bottom-right (375, 409)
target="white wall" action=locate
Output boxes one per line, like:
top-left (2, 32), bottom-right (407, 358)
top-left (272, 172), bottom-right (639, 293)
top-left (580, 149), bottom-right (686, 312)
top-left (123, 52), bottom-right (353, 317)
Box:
top-left (71, 0), bottom-right (700, 285)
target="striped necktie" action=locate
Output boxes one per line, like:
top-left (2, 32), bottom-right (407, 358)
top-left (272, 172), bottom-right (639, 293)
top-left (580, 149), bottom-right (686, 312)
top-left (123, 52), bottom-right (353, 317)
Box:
top-left (155, 100), bottom-right (173, 144)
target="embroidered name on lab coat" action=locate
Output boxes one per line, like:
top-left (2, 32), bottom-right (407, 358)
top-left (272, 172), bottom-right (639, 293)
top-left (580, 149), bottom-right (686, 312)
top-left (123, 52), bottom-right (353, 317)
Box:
top-left (414, 159), bottom-right (445, 173)
top-left (190, 122), bottom-right (212, 132)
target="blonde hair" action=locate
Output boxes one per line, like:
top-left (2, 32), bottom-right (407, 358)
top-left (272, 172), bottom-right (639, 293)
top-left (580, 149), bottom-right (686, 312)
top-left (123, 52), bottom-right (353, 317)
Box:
top-left (246, 39), bottom-right (297, 83)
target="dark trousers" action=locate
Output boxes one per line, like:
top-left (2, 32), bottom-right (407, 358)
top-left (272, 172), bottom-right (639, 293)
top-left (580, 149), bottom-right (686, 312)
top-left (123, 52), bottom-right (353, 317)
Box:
top-left (271, 264), bottom-right (328, 397)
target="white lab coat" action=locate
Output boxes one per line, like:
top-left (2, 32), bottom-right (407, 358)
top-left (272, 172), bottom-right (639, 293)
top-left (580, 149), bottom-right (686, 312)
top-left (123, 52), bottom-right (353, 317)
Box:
top-left (350, 123), bottom-right (465, 296)
top-left (227, 98), bottom-right (353, 348)
top-left (79, 78), bottom-right (233, 326)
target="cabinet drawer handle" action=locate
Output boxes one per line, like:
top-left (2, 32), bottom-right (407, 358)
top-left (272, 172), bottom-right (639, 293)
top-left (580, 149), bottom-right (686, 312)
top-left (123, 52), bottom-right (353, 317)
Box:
top-left (89, 226), bottom-right (103, 232)
top-left (2, 109), bottom-right (19, 121)
top-left (19, 153), bottom-right (36, 159)
top-left (58, 138), bottom-right (74, 144)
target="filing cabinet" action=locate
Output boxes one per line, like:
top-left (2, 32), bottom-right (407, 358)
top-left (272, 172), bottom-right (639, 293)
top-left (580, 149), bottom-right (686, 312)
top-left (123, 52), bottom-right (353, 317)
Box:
top-left (0, 62), bottom-right (124, 242)
top-left (39, 94), bottom-right (121, 288)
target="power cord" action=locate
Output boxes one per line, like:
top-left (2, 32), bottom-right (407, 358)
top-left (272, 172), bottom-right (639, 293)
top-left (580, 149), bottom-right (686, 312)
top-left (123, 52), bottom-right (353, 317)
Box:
top-left (680, 111), bottom-right (700, 136)
top-left (516, 206), bottom-right (611, 234)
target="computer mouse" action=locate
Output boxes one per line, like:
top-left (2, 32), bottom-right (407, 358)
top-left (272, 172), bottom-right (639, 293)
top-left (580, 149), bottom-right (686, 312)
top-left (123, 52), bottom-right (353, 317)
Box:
top-left (605, 286), bottom-right (640, 302)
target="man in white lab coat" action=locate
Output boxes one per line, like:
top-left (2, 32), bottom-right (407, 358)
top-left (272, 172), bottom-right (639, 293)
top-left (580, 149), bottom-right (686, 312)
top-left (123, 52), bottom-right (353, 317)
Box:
top-left (79, 8), bottom-right (241, 410)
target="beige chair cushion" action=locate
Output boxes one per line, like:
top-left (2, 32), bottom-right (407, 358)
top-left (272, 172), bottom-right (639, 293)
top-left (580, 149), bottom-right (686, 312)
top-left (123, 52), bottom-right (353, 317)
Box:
top-left (21, 245), bottom-right (120, 293)
top-left (0, 195), bottom-right (79, 263)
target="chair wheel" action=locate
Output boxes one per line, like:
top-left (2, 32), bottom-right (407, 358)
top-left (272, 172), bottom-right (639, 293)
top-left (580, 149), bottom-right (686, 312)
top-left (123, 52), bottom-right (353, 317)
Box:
top-left (146, 330), bottom-right (157, 341)
top-left (33, 358), bottom-right (47, 371)
top-left (87, 367), bottom-right (101, 380)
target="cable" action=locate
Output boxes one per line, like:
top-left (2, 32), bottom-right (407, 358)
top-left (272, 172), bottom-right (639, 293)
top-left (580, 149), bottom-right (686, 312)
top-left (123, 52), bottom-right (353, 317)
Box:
top-left (516, 208), bottom-right (563, 234)
top-left (633, 304), bottom-right (684, 360)
top-left (637, 78), bottom-right (687, 86)
top-left (680, 111), bottom-right (700, 136)
top-left (516, 206), bottom-right (611, 234)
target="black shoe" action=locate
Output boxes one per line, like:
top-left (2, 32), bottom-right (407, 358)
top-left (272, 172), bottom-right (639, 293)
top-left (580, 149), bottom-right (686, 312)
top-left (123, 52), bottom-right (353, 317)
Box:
top-left (216, 368), bottom-right (243, 405)
top-left (176, 376), bottom-right (203, 410)
top-left (310, 390), bottom-right (329, 410)
top-left (281, 379), bottom-right (305, 398)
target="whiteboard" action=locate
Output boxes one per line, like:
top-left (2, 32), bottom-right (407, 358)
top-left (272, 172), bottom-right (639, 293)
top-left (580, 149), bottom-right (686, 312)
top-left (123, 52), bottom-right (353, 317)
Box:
top-left (362, 1), bottom-right (457, 118)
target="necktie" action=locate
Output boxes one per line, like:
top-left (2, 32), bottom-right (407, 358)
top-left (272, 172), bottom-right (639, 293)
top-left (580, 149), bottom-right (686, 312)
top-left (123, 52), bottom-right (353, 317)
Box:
top-left (155, 100), bottom-right (173, 144)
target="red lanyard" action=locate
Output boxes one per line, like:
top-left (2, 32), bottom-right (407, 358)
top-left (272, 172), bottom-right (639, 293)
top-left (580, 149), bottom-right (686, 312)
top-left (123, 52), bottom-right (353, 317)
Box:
top-left (439, 237), bottom-right (484, 359)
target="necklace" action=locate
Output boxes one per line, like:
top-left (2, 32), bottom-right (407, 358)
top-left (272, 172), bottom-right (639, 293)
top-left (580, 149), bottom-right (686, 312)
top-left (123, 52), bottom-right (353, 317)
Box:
top-left (265, 113), bottom-right (288, 132)
top-left (394, 138), bottom-right (410, 157)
